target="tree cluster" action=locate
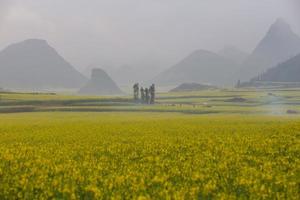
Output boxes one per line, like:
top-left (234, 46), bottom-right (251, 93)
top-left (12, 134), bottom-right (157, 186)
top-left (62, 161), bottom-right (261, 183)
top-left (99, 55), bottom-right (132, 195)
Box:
top-left (133, 83), bottom-right (155, 104)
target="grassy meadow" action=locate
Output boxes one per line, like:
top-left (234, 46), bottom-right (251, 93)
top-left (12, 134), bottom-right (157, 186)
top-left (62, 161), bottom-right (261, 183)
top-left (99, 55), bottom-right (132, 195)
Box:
top-left (0, 89), bottom-right (299, 199)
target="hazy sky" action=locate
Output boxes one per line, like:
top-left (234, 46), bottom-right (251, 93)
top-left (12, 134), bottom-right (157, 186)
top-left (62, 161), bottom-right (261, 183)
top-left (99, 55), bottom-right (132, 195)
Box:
top-left (0, 0), bottom-right (299, 71)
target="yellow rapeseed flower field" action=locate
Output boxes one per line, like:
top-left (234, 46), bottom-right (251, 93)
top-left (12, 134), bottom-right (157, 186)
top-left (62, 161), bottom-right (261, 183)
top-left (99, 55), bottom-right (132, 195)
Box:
top-left (0, 112), bottom-right (299, 199)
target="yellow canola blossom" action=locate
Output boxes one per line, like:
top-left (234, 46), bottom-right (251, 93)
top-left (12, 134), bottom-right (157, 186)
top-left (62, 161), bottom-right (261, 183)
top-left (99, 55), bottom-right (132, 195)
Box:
top-left (0, 112), bottom-right (299, 199)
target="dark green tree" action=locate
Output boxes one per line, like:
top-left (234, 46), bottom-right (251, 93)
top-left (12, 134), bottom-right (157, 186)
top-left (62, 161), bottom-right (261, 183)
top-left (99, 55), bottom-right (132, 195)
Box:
top-left (145, 88), bottom-right (150, 104)
top-left (133, 83), bottom-right (139, 101)
top-left (149, 84), bottom-right (155, 104)
top-left (236, 80), bottom-right (241, 88)
top-left (140, 87), bottom-right (145, 103)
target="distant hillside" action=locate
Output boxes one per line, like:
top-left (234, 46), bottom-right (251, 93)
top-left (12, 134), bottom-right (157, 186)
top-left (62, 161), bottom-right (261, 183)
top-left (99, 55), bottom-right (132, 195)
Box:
top-left (170, 83), bottom-right (217, 92)
top-left (78, 68), bottom-right (123, 95)
top-left (218, 46), bottom-right (249, 64)
top-left (255, 53), bottom-right (300, 82)
top-left (0, 39), bottom-right (87, 90)
top-left (237, 19), bottom-right (300, 81)
top-left (83, 64), bottom-right (162, 87)
top-left (153, 50), bottom-right (239, 87)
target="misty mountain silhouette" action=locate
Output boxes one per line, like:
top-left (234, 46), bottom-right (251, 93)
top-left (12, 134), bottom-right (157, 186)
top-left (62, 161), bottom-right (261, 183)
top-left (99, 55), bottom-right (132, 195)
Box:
top-left (218, 46), bottom-right (249, 64)
top-left (237, 19), bottom-right (300, 81)
top-left (170, 82), bottom-right (217, 92)
top-left (78, 68), bottom-right (123, 95)
top-left (83, 64), bottom-right (162, 86)
top-left (256, 53), bottom-right (300, 82)
top-left (0, 39), bottom-right (87, 90)
top-left (153, 50), bottom-right (239, 86)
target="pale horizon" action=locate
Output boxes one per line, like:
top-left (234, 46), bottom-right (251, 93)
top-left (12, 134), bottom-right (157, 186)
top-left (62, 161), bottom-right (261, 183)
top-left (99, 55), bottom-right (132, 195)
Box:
top-left (0, 0), bottom-right (299, 71)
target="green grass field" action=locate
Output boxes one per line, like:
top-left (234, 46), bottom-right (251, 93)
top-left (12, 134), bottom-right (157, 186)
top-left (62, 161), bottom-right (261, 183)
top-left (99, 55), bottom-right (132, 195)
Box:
top-left (0, 89), bottom-right (299, 199)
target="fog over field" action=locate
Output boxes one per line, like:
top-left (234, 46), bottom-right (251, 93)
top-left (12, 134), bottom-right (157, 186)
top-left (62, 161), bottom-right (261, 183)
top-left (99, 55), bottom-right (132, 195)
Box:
top-left (0, 0), bottom-right (299, 72)
top-left (1, 1), bottom-right (300, 198)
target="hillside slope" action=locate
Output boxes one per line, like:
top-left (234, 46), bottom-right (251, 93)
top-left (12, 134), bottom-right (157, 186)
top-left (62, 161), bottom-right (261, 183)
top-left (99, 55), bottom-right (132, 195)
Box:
top-left (79, 68), bottom-right (123, 95)
top-left (153, 50), bottom-right (239, 86)
top-left (258, 53), bottom-right (300, 82)
top-left (237, 19), bottom-right (300, 81)
top-left (0, 39), bottom-right (87, 90)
